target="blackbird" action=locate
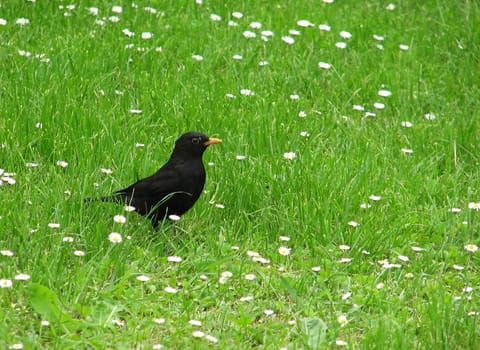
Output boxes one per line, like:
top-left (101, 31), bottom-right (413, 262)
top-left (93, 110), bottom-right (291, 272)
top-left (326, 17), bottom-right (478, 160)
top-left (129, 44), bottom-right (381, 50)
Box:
top-left (88, 131), bottom-right (222, 228)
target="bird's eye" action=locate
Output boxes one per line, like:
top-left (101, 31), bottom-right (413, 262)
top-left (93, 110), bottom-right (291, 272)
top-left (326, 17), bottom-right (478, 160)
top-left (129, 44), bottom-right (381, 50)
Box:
top-left (191, 137), bottom-right (200, 144)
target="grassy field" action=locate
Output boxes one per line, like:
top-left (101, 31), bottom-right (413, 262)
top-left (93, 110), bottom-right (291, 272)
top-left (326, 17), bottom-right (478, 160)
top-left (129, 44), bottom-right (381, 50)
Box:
top-left (1, 0), bottom-right (480, 348)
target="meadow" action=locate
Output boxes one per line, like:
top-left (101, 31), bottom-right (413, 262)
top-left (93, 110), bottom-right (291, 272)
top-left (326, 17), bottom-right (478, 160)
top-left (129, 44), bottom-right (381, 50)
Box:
top-left (1, 0), bottom-right (479, 348)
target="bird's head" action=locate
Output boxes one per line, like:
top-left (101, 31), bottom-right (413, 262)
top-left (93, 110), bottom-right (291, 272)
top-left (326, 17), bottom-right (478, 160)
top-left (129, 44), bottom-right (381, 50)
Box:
top-left (173, 131), bottom-right (222, 158)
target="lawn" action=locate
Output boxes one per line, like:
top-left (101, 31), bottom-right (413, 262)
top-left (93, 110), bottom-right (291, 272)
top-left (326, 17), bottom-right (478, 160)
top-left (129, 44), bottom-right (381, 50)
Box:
top-left (1, 0), bottom-right (479, 349)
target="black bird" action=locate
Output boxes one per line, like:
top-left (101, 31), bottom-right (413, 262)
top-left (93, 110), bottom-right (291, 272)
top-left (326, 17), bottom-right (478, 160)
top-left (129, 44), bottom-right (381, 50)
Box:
top-left (89, 131), bottom-right (222, 228)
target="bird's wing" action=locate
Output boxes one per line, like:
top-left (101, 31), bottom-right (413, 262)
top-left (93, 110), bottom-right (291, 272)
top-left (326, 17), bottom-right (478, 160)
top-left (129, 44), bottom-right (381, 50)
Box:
top-left (112, 166), bottom-right (190, 207)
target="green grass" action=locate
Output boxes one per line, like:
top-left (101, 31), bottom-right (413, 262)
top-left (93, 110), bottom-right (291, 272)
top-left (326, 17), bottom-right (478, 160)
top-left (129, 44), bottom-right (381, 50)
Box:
top-left (1, 0), bottom-right (480, 349)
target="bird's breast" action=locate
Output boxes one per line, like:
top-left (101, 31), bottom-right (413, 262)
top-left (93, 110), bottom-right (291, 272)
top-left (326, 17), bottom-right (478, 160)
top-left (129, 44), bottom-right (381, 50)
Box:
top-left (176, 161), bottom-right (205, 195)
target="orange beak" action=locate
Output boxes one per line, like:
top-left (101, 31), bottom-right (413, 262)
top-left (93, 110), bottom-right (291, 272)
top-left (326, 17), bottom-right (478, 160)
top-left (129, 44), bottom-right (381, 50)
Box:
top-left (204, 137), bottom-right (223, 146)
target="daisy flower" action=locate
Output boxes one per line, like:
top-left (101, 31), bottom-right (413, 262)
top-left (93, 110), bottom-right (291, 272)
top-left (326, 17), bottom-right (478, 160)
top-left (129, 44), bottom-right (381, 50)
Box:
top-left (278, 246), bottom-right (291, 256)
top-left (167, 256), bottom-right (183, 262)
top-left (14, 274), bottom-right (31, 280)
top-left (244, 273), bottom-right (256, 280)
top-left (465, 244), bottom-right (478, 253)
top-left (297, 19), bottom-right (314, 27)
top-left (337, 315), bottom-right (348, 326)
top-left (0, 279), bottom-right (13, 288)
top-left (318, 62), bottom-right (331, 69)
top-left (136, 275), bottom-right (150, 282)
top-left (141, 32), bottom-right (153, 39)
top-left (378, 89), bottom-right (392, 97)
top-left (113, 215), bottom-right (126, 224)
top-left (243, 31), bottom-right (256, 39)
top-left (318, 24), bottom-right (331, 31)
top-left (282, 36), bottom-right (295, 44)
top-left (240, 89), bottom-right (255, 96)
top-left (1, 250), bottom-right (14, 256)
top-left (192, 330), bottom-right (205, 338)
top-left (205, 335), bottom-right (218, 343)
top-left (189, 319), bottom-right (202, 326)
top-left (73, 250), bottom-right (85, 256)
top-left (16, 18), bottom-right (30, 25)
top-left (210, 14), bottom-right (221, 21)
top-left (468, 202), bottom-right (480, 210)
top-left (108, 232), bottom-right (122, 243)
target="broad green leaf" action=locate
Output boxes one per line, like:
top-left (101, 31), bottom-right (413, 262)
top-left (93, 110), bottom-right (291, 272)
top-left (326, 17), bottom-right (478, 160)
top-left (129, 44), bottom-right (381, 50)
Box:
top-left (28, 283), bottom-right (80, 332)
top-left (300, 317), bottom-right (328, 350)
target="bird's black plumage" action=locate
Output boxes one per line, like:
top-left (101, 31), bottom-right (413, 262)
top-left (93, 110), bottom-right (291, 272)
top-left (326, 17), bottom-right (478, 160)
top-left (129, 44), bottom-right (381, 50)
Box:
top-left (92, 131), bottom-right (222, 228)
